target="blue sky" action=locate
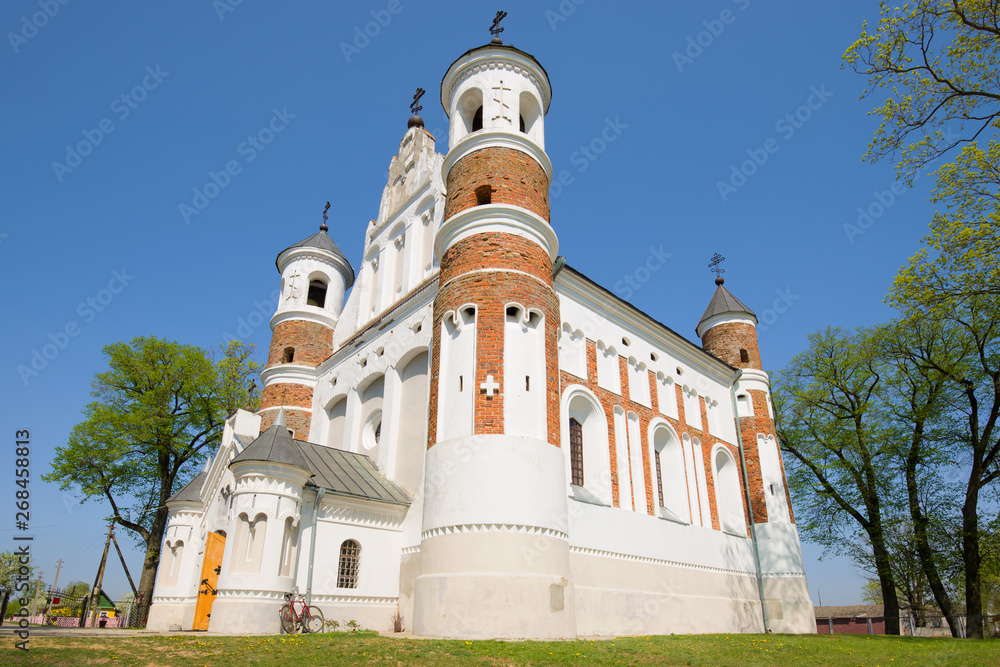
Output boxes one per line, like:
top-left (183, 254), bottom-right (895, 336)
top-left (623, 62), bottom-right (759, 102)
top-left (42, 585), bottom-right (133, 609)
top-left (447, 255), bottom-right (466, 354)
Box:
top-left (1, 1), bottom-right (936, 607)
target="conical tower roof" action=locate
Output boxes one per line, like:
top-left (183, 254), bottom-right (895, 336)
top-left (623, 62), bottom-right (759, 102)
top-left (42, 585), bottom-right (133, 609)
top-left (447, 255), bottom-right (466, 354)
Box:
top-left (696, 278), bottom-right (756, 337)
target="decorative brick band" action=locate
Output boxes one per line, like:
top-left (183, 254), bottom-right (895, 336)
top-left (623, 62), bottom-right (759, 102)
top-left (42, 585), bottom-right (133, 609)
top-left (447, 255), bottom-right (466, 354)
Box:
top-left (267, 320), bottom-right (334, 367)
top-left (444, 147), bottom-right (550, 222)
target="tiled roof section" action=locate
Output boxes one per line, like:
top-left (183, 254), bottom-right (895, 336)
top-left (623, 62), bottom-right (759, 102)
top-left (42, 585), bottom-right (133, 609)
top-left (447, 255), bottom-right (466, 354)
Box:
top-left (169, 471), bottom-right (207, 503)
top-left (297, 440), bottom-right (411, 506)
top-left (698, 284), bottom-right (756, 328)
top-left (230, 425), bottom-right (410, 506)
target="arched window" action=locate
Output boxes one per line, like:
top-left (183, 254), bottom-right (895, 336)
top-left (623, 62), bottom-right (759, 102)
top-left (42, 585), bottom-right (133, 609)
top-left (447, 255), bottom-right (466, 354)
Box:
top-left (713, 447), bottom-right (747, 536)
top-left (281, 347), bottom-right (295, 364)
top-left (651, 424), bottom-right (689, 522)
top-left (307, 279), bottom-right (328, 308)
top-left (736, 393), bottom-right (753, 417)
top-left (232, 512), bottom-right (267, 574)
top-left (740, 348), bottom-right (749, 363)
top-left (278, 517), bottom-right (298, 577)
top-left (569, 418), bottom-right (584, 486)
top-left (337, 539), bottom-right (361, 589)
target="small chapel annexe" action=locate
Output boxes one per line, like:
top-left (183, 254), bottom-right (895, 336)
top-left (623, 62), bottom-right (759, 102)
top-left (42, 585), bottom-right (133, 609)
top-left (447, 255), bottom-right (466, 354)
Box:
top-left (145, 26), bottom-right (814, 639)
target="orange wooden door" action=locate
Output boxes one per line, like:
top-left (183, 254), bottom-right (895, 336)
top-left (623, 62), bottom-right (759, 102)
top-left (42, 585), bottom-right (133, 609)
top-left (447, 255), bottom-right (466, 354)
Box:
top-left (192, 532), bottom-right (226, 631)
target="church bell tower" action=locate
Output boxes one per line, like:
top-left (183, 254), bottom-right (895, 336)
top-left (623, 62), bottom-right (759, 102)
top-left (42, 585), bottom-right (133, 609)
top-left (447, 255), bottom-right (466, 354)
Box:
top-left (414, 20), bottom-right (574, 639)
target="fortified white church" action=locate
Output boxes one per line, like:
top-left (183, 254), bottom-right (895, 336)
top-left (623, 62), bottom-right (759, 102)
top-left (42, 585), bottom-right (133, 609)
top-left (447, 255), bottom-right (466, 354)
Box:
top-left (146, 30), bottom-right (815, 638)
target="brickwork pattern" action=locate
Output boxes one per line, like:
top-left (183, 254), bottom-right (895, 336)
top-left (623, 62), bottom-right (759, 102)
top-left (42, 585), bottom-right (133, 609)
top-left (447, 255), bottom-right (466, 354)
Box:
top-left (427, 264), bottom-right (560, 446)
top-left (266, 320), bottom-right (334, 367)
top-left (444, 147), bottom-right (551, 222)
top-left (738, 388), bottom-right (796, 524)
top-left (259, 407), bottom-right (311, 441)
top-left (557, 339), bottom-right (749, 535)
top-left (702, 321), bottom-right (762, 370)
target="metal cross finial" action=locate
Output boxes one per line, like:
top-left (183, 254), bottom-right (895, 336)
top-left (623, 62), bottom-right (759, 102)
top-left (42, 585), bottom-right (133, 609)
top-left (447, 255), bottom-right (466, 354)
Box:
top-left (411, 88), bottom-right (425, 115)
top-left (490, 10), bottom-right (507, 39)
top-left (708, 253), bottom-right (726, 283)
top-left (320, 201), bottom-right (330, 232)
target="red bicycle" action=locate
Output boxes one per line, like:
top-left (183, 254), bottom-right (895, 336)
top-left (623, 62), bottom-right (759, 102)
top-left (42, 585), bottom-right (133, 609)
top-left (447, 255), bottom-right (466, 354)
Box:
top-left (279, 592), bottom-right (324, 634)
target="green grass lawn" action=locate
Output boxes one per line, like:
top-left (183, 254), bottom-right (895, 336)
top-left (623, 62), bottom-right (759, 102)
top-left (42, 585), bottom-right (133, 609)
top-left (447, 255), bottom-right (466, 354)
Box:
top-left (3, 631), bottom-right (997, 666)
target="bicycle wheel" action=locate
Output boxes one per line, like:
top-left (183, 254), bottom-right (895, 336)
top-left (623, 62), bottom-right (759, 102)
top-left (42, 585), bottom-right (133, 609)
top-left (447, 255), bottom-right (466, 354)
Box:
top-left (279, 604), bottom-right (297, 634)
top-left (305, 606), bottom-right (325, 634)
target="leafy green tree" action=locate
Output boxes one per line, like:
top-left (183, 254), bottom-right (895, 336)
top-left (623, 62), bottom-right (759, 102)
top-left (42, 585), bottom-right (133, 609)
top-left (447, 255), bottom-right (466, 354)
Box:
top-left (773, 327), bottom-right (904, 634)
top-left (43, 337), bottom-right (261, 610)
top-left (0, 551), bottom-right (33, 619)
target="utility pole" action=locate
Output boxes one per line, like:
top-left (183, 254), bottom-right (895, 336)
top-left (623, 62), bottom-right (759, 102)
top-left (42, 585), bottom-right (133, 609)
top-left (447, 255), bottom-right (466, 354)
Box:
top-left (29, 570), bottom-right (43, 617)
top-left (87, 524), bottom-right (114, 628)
top-left (45, 559), bottom-right (62, 616)
top-left (111, 534), bottom-right (138, 597)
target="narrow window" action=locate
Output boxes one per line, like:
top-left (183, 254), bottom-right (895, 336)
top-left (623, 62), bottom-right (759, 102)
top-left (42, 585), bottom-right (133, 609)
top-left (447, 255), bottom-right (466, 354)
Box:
top-left (569, 418), bottom-right (584, 487)
top-left (519, 115), bottom-right (526, 133)
top-left (459, 375), bottom-right (463, 392)
top-left (281, 347), bottom-right (295, 364)
top-left (307, 279), bottom-right (328, 308)
top-left (475, 185), bottom-right (492, 206)
top-left (740, 349), bottom-right (749, 363)
top-left (472, 106), bottom-right (483, 132)
top-left (525, 375), bottom-right (530, 391)
top-left (337, 539), bottom-right (360, 589)
top-left (655, 449), bottom-right (664, 507)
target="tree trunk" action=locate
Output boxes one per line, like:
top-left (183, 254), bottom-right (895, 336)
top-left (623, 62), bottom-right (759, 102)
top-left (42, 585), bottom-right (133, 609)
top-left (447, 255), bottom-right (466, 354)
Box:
top-left (962, 493), bottom-right (983, 639)
top-left (905, 434), bottom-right (962, 637)
top-left (135, 505), bottom-right (170, 610)
top-left (869, 524), bottom-right (901, 635)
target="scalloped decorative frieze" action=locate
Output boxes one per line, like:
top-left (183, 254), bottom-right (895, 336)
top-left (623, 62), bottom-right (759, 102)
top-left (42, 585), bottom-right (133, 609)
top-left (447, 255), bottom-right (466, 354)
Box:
top-left (151, 596), bottom-right (198, 605)
top-left (568, 545), bottom-right (757, 578)
top-left (400, 546), bottom-right (420, 555)
top-left (310, 594), bottom-right (398, 605)
top-left (234, 475), bottom-right (303, 497)
top-left (761, 571), bottom-right (807, 579)
top-left (448, 61), bottom-right (546, 108)
top-left (216, 589), bottom-right (287, 601)
top-left (321, 504), bottom-right (406, 529)
top-left (421, 523), bottom-right (568, 541)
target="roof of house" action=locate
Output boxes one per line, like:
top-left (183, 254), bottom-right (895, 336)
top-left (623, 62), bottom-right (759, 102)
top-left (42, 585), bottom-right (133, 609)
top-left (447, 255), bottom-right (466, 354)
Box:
top-left (814, 604), bottom-right (884, 618)
top-left (168, 471), bottom-right (207, 503)
top-left (231, 424), bottom-right (410, 506)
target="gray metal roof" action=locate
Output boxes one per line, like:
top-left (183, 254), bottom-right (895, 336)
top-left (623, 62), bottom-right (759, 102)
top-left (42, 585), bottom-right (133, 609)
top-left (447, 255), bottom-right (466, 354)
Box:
top-left (698, 283), bottom-right (756, 328)
top-left (168, 470), bottom-right (207, 503)
top-left (231, 423), bottom-right (312, 470)
top-left (297, 440), bottom-right (411, 505)
top-left (230, 425), bottom-right (410, 507)
top-left (276, 230), bottom-right (356, 285)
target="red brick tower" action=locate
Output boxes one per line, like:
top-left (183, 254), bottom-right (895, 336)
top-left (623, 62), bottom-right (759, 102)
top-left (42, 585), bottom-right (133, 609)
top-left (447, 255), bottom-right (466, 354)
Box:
top-left (696, 275), bottom-right (793, 526)
top-left (414, 35), bottom-right (573, 639)
top-left (259, 216), bottom-right (355, 440)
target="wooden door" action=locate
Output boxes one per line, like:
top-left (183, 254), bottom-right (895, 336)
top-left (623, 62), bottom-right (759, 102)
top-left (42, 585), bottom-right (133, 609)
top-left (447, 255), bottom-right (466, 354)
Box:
top-left (192, 532), bottom-right (226, 631)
